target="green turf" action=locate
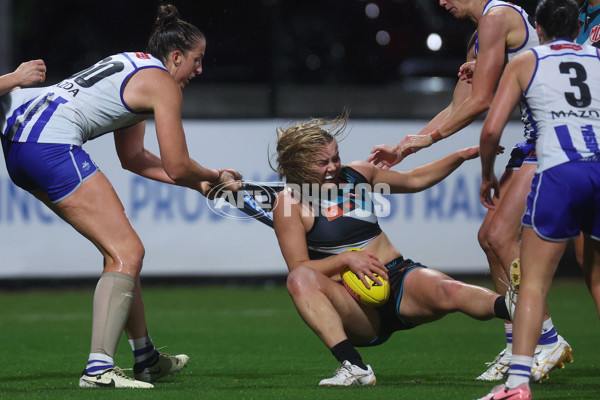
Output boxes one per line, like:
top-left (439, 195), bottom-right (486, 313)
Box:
top-left (1, 278), bottom-right (599, 399)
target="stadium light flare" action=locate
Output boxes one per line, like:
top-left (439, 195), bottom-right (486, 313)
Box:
top-left (427, 33), bottom-right (442, 51)
top-left (376, 30), bottom-right (390, 46)
top-left (365, 3), bottom-right (380, 19)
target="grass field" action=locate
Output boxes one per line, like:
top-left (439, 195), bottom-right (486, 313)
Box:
top-left (1, 278), bottom-right (599, 399)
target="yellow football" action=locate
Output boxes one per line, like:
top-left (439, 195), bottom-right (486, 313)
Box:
top-left (341, 249), bottom-right (390, 307)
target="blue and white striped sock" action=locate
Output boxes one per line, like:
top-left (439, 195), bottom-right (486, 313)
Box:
top-left (538, 318), bottom-right (558, 347)
top-left (86, 353), bottom-right (113, 375)
top-left (129, 335), bottom-right (159, 367)
top-left (506, 354), bottom-right (533, 388)
top-left (505, 322), bottom-right (513, 352)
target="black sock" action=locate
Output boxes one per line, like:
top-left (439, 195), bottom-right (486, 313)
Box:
top-left (330, 339), bottom-right (367, 370)
top-left (494, 296), bottom-right (511, 320)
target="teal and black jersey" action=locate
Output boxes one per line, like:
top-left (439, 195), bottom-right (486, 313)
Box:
top-left (306, 166), bottom-right (382, 260)
top-left (578, 1), bottom-right (600, 48)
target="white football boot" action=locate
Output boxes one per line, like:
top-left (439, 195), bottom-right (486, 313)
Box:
top-left (477, 259), bottom-right (518, 381)
top-left (79, 366), bottom-right (154, 388)
top-left (318, 360), bottom-right (376, 386)
top-left (134, 352), bottom-right (190, 383)
top-left (476, 348), bottom-right (512, 381)
top-left (531, 335), bottom-right (573, 382)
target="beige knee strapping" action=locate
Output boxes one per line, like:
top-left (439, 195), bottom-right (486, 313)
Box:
top-left (90, 272), bottom-right (136, 357)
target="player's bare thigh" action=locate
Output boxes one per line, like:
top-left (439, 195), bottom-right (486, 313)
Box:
top-left (40, 171), bottom-right (144, 276)
top-left (487, 164), bottom-right (536, 236)
top-left (396, 267), bottom-right (455, 324)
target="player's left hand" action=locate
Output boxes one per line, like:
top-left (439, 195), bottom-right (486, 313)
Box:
top-left (342, 250), bottom-right (388, 289)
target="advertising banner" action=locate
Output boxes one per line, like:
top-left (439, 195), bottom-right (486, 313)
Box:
top-left (0, 120), bottom-right (523, 277)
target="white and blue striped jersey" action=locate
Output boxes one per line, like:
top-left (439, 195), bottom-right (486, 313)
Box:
top-left (475, 0), bottom-right (539, 62)
top-left (475, 0), bottom-right (539, 141)
top-left (525, 40), bottom-right (600, 172)
top-left (0, 52), bottom-right (167, 146)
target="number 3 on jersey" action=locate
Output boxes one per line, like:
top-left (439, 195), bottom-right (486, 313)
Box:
top-left (560, 62), bottom-right (592, 108)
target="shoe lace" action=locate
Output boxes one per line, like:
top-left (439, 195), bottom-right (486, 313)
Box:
top-left (497, 277), bottom-right (511, 293)
top-left (155, 346), bottom-right (175, 358)
top-left (484, 350), bottom-right (508, 367)
top-left (332, 362), bottom-right (356, 378)
top-left (498, 277), bottom-right (518, 318)
top-left (111, 366), bottom-right (135, 380)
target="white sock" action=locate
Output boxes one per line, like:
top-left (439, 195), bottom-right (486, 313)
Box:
top-left (505, 322), bottom-right (513, 353)
top-left (86, 352), bottom-right (113, 375)
top-left (538, 318), bottom-right (558, 347)
top-left (506, 354), bottom-right (533, 388)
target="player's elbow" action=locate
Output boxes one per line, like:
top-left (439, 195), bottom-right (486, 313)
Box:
top-left (119, 158), bottom-right (135, 173)
top-left (117, 152), bottom-right (142, 174)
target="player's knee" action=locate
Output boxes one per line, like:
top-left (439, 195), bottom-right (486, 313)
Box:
top-left (286, 265), bottom-right (317, 296)
top-left (486, 221), bottom-right (513, 255)
top-left (477, 225), bottom-right (492, 253)
top-left (436, 279), bottom-right (463, 310)
top-left (129, 242), bottom-right (145, 272)
top-left (108, 240), bottom-right (145, 276)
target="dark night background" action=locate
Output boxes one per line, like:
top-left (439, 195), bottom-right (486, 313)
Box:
top-left (6, 0), bottom-right (540, 118)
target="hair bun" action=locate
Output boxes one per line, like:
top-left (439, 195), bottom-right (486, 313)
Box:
top-left (555, 6), bottom-right (568, 24)
top-left (154, 3), bottom-right (181, 30)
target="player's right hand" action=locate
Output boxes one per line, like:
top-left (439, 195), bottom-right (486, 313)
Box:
top-left (460, 146), bottom-right (480, 160)
top-left (367, 144), bottom-right (402, 169)
top-left (480, 174), bottom-right (499, 210)
top-left (202, 169), bottom-right (243, 199)
top-left (458, 60), bottom-right (475, 83)
top-left (15, 60), bottom-right (46, 87)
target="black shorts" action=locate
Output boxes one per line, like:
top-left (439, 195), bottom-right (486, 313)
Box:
top-left (357, 256), bottom-right (425, 347)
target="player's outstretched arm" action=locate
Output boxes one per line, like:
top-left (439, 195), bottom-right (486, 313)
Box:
top-left (0, 59), bottom-right (46, 95)
top-left (357, 146), bottom-right (479, 196)
top-left (389, 147), bottom-right (479, 193)
top-left (116, 68), bottom-right (242, 196)
top-left (367, 54), bottom-right (475, 168)
top-left (367, 33), bottom-right (477, 168)
top-left (369, 17), bottom-right (509, 166)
